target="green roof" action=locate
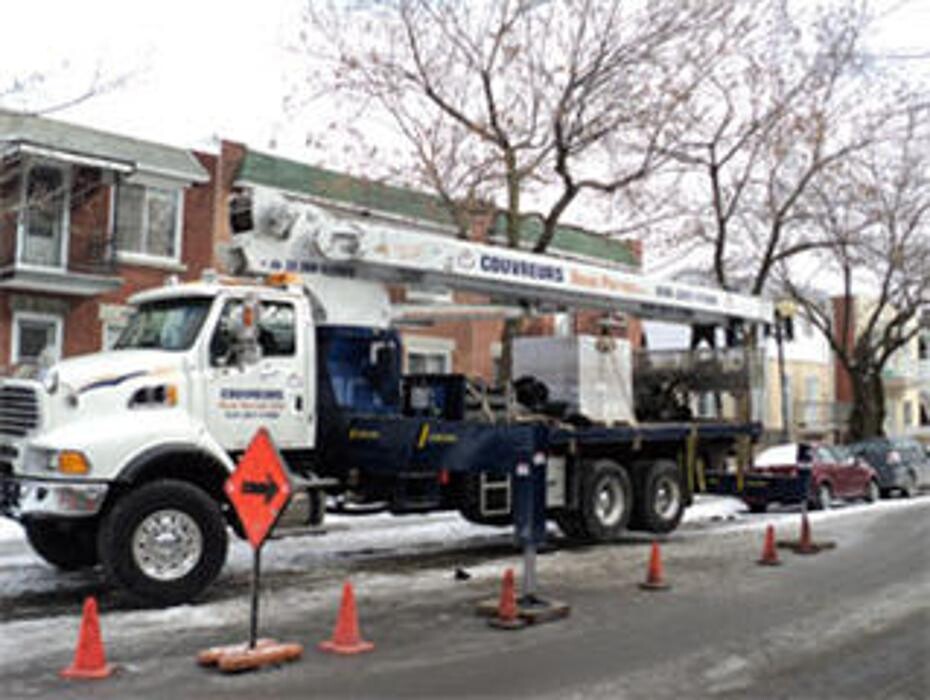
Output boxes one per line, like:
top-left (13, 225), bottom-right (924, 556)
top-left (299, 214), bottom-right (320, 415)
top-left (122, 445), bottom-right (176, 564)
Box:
top-left (490, 212), bottom-right (639, 268)
top-left (236, 150), bottom-right (455, 227)
top-left (237, 149), bottom-right (639, 268)
top-left (0, 109), bottom-right (208, 183)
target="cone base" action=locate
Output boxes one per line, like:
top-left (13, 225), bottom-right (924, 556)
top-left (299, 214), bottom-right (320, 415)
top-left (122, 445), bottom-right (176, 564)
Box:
top-left (60, 663), bottom-right (115, 680)
top-left (488, 616), bottom-right (528, 630)
top-left (318, 639), bottom-right (374, 655)
top-left (757, 557), bottom-right (782, 566)
top-left (777, 539), bottom-right (837, 554)
top-left (639, 580), bottom-right (670, 591)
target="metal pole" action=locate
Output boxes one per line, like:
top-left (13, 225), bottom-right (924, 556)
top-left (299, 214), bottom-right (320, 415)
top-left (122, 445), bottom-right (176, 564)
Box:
top-left (249, 545), bottom-right (261, 649)
top-left (522, 541), bottom-right (538, 603)
top-left (775, 311), bottom-right (790, 442)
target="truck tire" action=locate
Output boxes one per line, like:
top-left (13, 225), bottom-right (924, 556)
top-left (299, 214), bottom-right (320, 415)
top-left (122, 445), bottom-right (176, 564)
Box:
top-left (633, 460), bottom-right (685, 534)
top-left (553, 511), bottom-right (588, 540)
top-left (24, 520), bottom-right (99, 571)
top-left (98, 479), bottom-right (228, 606)
top-left (577, 459), bottom-right (632, 541)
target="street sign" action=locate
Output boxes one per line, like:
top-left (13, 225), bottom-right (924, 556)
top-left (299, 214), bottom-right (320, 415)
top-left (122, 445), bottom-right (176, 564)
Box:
top-left (225, 427), bottom-right (293, 549)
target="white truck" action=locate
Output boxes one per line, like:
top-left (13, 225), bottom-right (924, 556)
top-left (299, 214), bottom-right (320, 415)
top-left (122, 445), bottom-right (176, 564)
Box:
top-left (0, 191), bottom-right (772, 605)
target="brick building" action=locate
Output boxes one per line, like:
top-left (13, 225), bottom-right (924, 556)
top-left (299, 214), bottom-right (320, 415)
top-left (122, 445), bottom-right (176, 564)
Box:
top-left (0, 109), bottom-right (213, 371)
top-left (0, 109), bottom-right (642, 380)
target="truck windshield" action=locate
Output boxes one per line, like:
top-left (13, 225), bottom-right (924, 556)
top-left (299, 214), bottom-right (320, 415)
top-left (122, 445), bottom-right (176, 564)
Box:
top-left (114, 298), bottom-right (213, 351)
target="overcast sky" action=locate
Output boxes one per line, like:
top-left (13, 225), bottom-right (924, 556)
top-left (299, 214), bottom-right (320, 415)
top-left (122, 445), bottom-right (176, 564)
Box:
top-left (3, 0), bottom-right (927, 161)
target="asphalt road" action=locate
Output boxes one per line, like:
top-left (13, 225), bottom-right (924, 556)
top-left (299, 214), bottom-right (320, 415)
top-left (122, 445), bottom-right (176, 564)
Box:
top-left (1, 497), bottom-right (928, 699)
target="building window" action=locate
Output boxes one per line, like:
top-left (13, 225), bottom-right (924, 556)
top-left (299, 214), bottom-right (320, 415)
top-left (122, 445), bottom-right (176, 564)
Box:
top-left (20, 163), bottom-right (69, 268)
top-left (114, 184), bottom-right (182, 260)
top-left (407, 351), bottom-right (449, 374)
top-left (903, 401), bottom-right (913, 428)
top-left (12, 312), bottom-right (62, 365)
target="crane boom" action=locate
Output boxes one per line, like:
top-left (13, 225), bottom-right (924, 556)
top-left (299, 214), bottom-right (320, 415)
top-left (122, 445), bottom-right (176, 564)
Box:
top-left (229, 189), bottom-right (772, 326)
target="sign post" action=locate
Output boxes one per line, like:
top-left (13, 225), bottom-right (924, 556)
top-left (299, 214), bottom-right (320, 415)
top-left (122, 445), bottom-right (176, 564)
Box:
top-left (197, 427), bottom-right (303, 672)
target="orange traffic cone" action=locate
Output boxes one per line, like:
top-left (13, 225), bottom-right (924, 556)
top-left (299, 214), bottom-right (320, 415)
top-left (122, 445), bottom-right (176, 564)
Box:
top-left (758, 524), bottom-right (781, 566)
top-left (797, 512), bottom-right (816, 554)
top-left (318, 581), bottom-right (374, 655)
top-left (639, 541), bottom-right (670, 590)
top-left (60, 597), bottom-right (114, 680)
top-left (488, 568), bottom-right (526, 629)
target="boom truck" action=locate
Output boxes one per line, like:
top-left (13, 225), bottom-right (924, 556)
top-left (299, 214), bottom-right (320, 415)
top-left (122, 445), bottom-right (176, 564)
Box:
top-left (0, 189), bottom-right (773, 605)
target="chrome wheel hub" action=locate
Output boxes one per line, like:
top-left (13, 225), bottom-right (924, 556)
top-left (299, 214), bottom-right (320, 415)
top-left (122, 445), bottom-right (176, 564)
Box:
top-left (595, 478), bottom-right (625, 527)
top-left (654, 477), bottom-right (681, 520)
top-left (132, 509), bottom-right (203, 581)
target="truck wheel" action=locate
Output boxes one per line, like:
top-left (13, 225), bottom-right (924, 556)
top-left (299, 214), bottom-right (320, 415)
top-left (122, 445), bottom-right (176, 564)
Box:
top-left (578, 459), bottom-right (632, 541)
top-left (98, 480), bottom-right (228, 606)
top-left (634, 460), bottom-right (685, 534)
top-left (24, 520), bottom-right (98, 571)
top-left (554, 511), bottom-right (588, 540)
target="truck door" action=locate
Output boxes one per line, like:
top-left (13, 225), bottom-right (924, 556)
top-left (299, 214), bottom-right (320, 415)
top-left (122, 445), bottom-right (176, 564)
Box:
top-left (204, 297), bottom-right (313, 451)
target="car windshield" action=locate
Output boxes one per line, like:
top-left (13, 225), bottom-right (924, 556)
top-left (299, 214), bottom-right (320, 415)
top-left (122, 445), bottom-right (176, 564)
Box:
top-left (755, 444), bottom-right (800, 467)
top-left (114, 298), bottom-right (214, 351)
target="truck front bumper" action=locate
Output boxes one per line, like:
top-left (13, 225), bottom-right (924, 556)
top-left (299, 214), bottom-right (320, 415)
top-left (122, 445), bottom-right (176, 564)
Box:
top-left (0, 475), bottom-right (109, 520)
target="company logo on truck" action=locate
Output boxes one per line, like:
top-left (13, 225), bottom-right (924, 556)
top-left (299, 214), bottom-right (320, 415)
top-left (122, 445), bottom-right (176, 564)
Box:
top-left (479, 254), bottom-right (564, 283)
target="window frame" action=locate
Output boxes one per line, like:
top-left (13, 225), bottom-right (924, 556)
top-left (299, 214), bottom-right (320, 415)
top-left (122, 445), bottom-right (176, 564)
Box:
top-left (15, 159), bottom-right (71, 270)
top-left (111, 181), bottom-right (184, 265)
top-left (11, 310), bottom-right (63, 365)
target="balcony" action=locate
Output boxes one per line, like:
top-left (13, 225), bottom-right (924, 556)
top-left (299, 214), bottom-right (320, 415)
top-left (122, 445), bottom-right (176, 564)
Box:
top-left (0, 161), bottom-right (121, 296)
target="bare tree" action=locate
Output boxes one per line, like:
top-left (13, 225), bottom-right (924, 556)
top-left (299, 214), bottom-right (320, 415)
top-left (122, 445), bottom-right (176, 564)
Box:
top-left (293, 0), bottom-right (737, 380)
top-left (662, 0), bottom-right (879, 296)
top-left (776, 103), bottom-right (930, 439)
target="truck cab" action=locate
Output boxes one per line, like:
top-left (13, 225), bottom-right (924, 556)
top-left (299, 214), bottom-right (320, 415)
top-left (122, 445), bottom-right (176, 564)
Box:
top-left (0, 271), bottom-right (400, 604)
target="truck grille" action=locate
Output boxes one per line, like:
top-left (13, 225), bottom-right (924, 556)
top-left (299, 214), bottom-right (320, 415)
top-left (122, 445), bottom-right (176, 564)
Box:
top-left (0, 385), bottom-right (40, 437)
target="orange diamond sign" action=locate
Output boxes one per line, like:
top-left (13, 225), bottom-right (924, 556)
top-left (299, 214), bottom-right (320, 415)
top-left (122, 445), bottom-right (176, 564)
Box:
top-left (225, 428), bottom-right (293, 549)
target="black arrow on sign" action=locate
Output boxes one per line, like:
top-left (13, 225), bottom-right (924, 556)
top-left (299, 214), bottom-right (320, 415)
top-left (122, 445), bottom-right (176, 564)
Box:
top-left (242, 474), bottom-right (279, 504)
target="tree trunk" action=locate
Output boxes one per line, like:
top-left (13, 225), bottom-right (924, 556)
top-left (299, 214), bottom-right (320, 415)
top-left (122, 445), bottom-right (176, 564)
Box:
top-left (497, 316), bottom-right (521, 388)
top-left (847, 370), bottom-right (886, 440)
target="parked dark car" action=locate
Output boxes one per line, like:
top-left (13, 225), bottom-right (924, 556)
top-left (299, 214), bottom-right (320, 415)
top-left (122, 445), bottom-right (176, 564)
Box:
top-left (848, 438), bottom-right (930, 497)
top-left (740, 442), bottom-right (879, 512)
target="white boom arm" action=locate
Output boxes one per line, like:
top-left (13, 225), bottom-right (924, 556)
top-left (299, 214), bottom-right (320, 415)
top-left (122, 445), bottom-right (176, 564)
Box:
top-left (230, 190), bottom-right (773, 326)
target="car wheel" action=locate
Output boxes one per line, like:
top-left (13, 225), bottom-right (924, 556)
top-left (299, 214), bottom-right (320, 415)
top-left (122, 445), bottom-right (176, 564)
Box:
top-left (865, 479), bottom-right (880, 504)
top-left (98, 479), bottom-right (228, 606)
top-left (578, 459), bottom-right (633, 541)
top-left (815, 483), bottom-right (832, 510)
top-left (24, 520), bottom-right (99, 571)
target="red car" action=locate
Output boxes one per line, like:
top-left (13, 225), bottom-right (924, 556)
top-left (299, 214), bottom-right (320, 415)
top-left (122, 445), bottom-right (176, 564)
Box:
top-left (744, 442), bottom-right (880, 513)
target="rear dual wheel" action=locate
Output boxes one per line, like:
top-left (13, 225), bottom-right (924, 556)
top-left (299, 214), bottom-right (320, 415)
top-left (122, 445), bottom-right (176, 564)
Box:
top-left (556, 459), bottom-right (632, 541)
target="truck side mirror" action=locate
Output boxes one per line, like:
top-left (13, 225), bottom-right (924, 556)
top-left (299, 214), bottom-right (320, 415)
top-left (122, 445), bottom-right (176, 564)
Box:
top-left (232, 295), bottom-right (262, 366)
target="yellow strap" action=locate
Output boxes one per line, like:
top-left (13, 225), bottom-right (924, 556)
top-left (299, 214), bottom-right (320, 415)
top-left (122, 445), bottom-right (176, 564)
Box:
top-left (417, 423), bottom-right (430, 449)
top-left (686, 425), bottom-right (700, 492)
top-left (736, 435), bottom-right (749, 492)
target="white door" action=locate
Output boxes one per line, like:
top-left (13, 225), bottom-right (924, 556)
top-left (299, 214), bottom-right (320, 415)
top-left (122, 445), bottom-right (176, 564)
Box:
top-left (204, 298), bottom-right (312, 451)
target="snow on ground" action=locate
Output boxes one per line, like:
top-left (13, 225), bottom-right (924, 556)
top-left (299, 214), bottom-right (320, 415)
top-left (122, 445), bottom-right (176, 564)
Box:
top-left (0, 496), bottom-right (926, 676)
